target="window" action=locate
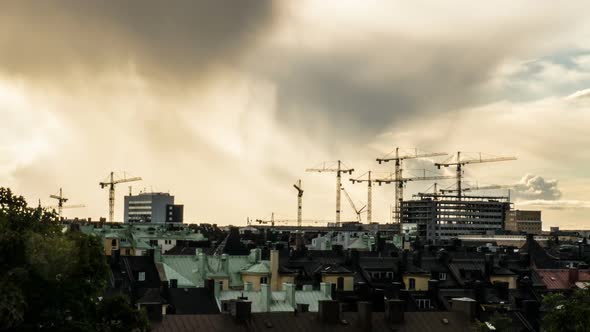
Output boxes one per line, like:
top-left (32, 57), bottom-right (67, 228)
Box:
top-left (337, 277), bottom-right (344, 291)
top-left (138, 272), bottom-right (145, 281)
top-left (260, 277), bottom-right (268, 284)
top-left (439, 272), bottom-right (447, 281)
top-left (416, 298), bottom-right (431, 309)
top-left (111, 239), bottom-right (117, 246)
top-left (408, 278), bottom-right (416, 290)
top-left (386, 272), bottom-right (394, 279)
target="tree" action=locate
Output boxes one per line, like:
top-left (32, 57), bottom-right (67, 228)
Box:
top-left (543, 288), bottom-right (590, 332)
top-left (0, 187), bottom-right (149, 331)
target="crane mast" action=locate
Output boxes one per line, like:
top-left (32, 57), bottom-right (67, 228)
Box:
top-left (99, 171), bottom-right (142, 222)
top-left (306, 160), bottom-right (354, 224)
top-left (49, 188), bottom-right (68, 218)
top-left (293, 179), bottom-right (304, 228)
top-left (377, 148), bottom-right (446, 223)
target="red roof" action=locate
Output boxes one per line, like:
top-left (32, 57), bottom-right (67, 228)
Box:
top-left (536, 269), bottom-right (590, 290)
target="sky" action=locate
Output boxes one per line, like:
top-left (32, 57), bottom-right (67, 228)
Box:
top-left (1, 1), bottom-right (590, 229)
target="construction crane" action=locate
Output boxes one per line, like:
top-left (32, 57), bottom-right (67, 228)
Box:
top-left (49, 188), bottom-right (68, 218)
top-left (375, 170), bottom-right (454, 223)
top-left (439, 183), bottom-right (513, 194)
top-left (306, 160), bottom-right (354, 224)
top-left (49, 188), bottom-right (85, 219)
top-left (341, 185), bottom-right (366, 222)
top-left (99, 171), bottom-right (142, 222)
top-left (293, 179), bottom-right (304, 228)
top-left (350, 171), bottom-right (375, 223)
top-left (435, 152), bottom-right (516, 199)
top-left (376, 148), bottom-right (447, 223)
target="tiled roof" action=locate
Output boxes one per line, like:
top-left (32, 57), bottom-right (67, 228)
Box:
top-left (152, 311), bottom-right (475, 332)
top-left (536, 269), bottom-right (590, 289)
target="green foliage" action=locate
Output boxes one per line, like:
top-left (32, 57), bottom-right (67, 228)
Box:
top-left (0, 187), bottom-right (149, 331)
top-left (543, 288), bottom-right (590, 332)
top-left (97, 295), bottom-right (150, 332)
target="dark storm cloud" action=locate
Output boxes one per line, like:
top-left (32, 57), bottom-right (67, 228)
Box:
top-left (0, 0), bottom-right (277, 83)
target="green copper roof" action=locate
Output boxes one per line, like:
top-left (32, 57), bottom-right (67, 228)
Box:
top-left (241, 262), bottom-right (271, 275)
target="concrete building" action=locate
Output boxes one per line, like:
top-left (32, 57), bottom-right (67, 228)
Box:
top-left (124, 192), bottom-right (183, 224)
top-left (506, 210), bottom-right (542, 234)
top-left (401, 195), bottom-right (510, 242)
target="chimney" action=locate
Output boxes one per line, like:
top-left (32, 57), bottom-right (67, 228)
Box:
top-left (214, 279), bottom-right (222, 298)
top-left (522, 300), bottom-right (540, 331)
top-left (385, 299), bottom-right (404, 323)
top-left (297, 303), bottom-right (309, 313)
top-left (357, 281), bottom-right (369, 300)
top-left (234, 300), bottom-right (252, 323)
top-left (285, 283), bottom-right (296, 308)
top-left (569, 266), bottom-right (579, 285)
top-left (170, 279), bottom-right (178, 288)
top-left (401, 250), bottom-right (409, 271)
top-left (519, 252), bottom-right (531, 267)
top-left (357, 301), bottom-right (373, 331)
top-left (249, 249), bottom-right (259, 263)
top-left (391, 282), bottom-right (402, 299)
top-left (451, 297), bottom-right (477, 321)
top-left (318, 300), bottom-right (340, 324)
top-left (320, 282), bottom-right (332, 298)
top-left (485, 254), bottom-right (494, 278)
top-left (473, 280), bottom-right (485, 304)
top-left (111, 249), bottom-right (120, 265)
top-left (199, 252), bottom-right (207, 277)
top-left (412, 251), bottom-right (422, 267)
top-left (498, 254), bottom-right (507, 267)
top-left (221, 254), bottom-right (229, 274)
top-left (260, 283), bottom-right (272, 312)
top-left (154, 246), bottom-right (162, 263)
top-left (270, 249), bottom-right (280, 291)
top-left (428, 279), bottom-right (439, 300)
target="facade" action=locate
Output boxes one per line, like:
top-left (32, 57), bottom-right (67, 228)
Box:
top-left (401, 196), bottom-right (510, 242)
top-left (80, 223), bottom-right (206, 255)
top-left (124, 192), bottom-right (183, 224)
top-left (506, 210), bottom-right (542, 234)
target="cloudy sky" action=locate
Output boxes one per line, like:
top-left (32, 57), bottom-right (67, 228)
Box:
top-left (1, 1), bottom-right (590, 229)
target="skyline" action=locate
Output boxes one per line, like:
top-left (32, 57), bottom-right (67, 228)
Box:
top-left (2, 1), bottom-right (590, 227)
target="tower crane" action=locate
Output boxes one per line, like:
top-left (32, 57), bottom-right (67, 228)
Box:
top-left (99, 171), bottom-right (142, 222)
top-left (306, 160), bottom-right (354, 224)
top-left (434, 152), bottom-right (516, 199)
top-left (49, 188), bottom-right (85, 219)
top-left (350, 171), bottom-right (375, 223)
top-left (376, 148), bottom-right (447, 223)
top-left (439, 184), bottom-right (513, 195)
top-left (293, 179), bottom-right (303, 228)
top-left (375, 170), bottom-right (455, 223)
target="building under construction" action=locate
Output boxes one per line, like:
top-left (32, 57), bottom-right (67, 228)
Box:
top-left (401, 193), bottom-right (511, 243)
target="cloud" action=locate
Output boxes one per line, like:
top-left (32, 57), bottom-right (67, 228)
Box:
top-left (516, 199), bottom-right (590, 210)
top-left (0, 1), bottom-right (278, 85)
top-left (512, 174), bottom-right (562, 201)
top-left (566, 88), bottom-right (590, 100)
